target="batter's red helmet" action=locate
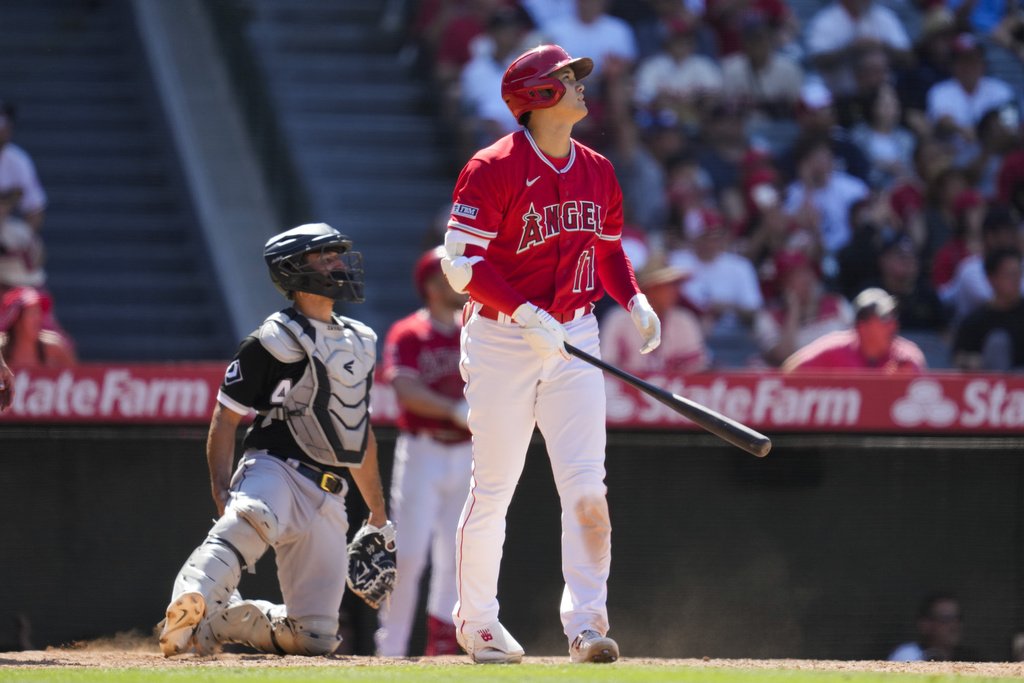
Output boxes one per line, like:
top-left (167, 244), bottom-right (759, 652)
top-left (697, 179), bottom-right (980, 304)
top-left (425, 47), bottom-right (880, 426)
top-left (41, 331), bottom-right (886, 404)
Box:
top-left (501, 44), bottom-right (593, 124)
top-left (413, 246), bottom-right (445, 300)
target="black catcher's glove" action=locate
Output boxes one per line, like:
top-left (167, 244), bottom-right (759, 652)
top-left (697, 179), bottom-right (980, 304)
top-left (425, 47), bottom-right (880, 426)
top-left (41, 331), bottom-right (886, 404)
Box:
top-left (346, 520), bottom-right (397, 609)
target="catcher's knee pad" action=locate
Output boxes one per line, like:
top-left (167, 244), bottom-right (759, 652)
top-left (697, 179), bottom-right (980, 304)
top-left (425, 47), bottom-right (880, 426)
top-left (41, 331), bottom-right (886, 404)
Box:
top-left (210, 508), bottom-right (271, 569)
top-left (228, 494), bottom-right (281, 547)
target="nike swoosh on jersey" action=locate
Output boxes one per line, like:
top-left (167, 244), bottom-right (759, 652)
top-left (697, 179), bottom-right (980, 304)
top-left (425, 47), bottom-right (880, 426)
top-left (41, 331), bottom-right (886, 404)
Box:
top-left (526, 176), bottom-right (540, 187)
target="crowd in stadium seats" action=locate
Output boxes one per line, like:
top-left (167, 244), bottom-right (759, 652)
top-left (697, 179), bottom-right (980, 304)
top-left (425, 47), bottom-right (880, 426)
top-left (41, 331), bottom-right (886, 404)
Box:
top-left (402, 0), bottom-right (1024, 371)
top-left (0, 100), bottom-right (75, 369)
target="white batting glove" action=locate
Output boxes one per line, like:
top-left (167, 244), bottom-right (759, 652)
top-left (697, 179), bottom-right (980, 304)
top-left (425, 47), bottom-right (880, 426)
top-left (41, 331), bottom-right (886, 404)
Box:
top-left (629, 293), bottom-right (661, 354)
top-left (512, 303), bottom-right (570, 360)
top-left (450, 398), bottom-right (470, 429)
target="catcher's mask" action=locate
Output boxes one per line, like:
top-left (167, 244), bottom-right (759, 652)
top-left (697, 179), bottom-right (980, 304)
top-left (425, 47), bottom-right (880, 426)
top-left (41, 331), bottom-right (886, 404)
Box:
top-left (264, 223), bottom-right (365, 302)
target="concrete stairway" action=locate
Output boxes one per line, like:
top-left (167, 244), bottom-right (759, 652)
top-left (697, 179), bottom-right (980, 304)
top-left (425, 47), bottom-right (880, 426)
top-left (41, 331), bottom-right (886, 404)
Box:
top-left (243, 0), bottom-right (454, 335)
top-left (0, 0), bottom-right (234, 360)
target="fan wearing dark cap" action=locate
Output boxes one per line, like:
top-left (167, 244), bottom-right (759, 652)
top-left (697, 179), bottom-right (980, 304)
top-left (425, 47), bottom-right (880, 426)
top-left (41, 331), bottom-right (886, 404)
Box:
top-left (952, 247), bottom-right (1024, 370)
top-left (871, 233), bottom-right (949, 331)
top-left (782, 287), bottom-right (926, 371)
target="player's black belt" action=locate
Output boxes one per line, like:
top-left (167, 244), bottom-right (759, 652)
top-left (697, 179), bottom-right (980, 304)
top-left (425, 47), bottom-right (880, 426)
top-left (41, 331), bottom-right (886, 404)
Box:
top-left (290, 460), bottom-right (345, 495)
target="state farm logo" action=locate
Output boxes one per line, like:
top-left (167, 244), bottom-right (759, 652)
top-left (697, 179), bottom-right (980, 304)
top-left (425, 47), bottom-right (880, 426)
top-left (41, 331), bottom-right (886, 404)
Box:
top-left (891, 379), bottom-right (957, 427)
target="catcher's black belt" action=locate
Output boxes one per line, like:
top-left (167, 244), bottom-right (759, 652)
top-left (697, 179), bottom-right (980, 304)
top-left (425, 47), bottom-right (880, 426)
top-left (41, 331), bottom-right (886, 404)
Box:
top-left (289, 459), bottom-right (345, 495)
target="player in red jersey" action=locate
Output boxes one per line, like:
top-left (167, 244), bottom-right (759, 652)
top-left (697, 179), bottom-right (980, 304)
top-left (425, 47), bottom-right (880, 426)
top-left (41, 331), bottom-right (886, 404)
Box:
top-left (782, 288), bottom-right (927, 373)
top-left (439, 44), bottom-right (660, 664)
top-left (375, 247), bottom-right (471, 657)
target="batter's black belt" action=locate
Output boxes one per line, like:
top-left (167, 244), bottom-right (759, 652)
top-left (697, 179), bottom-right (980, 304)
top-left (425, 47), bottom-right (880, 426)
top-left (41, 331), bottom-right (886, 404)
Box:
top-left (289, 459), bottom-right (345, 495)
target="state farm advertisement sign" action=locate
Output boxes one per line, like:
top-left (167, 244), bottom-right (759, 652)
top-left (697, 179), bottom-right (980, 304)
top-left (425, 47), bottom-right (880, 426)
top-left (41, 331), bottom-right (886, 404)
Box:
top-left (606, 372), bottom-right (1024, 433)
top-left (0, 364), bottom-right (225, 423)
top-left (2, 364), bottom-right (1023, 433)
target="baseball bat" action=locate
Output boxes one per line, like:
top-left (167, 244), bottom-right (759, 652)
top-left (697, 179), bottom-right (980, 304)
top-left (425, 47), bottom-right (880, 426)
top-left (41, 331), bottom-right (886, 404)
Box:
top-left (564, 343), bottom-right (772, 458)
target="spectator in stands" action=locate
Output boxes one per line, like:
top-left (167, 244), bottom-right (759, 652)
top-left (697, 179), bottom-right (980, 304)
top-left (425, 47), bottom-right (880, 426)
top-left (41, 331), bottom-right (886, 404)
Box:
top-left (605, 113), bottom-right (669, 236)
top-left (992, 0), bottom-right (1024, 63)
top-left (458, 6), bottom-right (535, 149)
top-left (777, 80), bottom-right (871, 183)
top-left (897, 6), bottom-right (957, 139)
top-left (851, 82), bottom-right (916, 190)
top-left (0, 180), bottom-right (74, 368)
top-left (965, 104), bottom-right (1021, 197)
top-left (721, 17), bottom-right (804, 120)
top-left (0, 101), bottom-right (46, 232)
top-left (803, 0), bottom-right (911, 97)
top-left (600, 255), bottom-right (708, 373)
top-left (923, 166), bottom-right (973, 270)
top-left (668, 207), bottom-right (764, 334)
top-left (833, 44), bottom-right (894, 130)
top-left (888, 592), bottom-right (977, 661)
top-left (693, 100), bottom-right (751, 225)
top-left (872, 233), bottom-right (950, 331)
top-left (952, 246), bottom-right (1024, 369)
top-left (754, 248), bottom-right (854, 366)
top-left (632, 18), bottom-right (722, 130)
top-left (0, 345), bottom-right (12, 411)
top-left (664, 154), bottom-right (717, 240)
top-left (623, 0), bottom-right (713, 62)
top-left (784, 135), bottom-right (871, 258)
top-left (544, 0), bottom-right (638, 81)
top-left (433, 0), bottom-right (510, 88)
top-left (704, 0), bottom-right (799, 59)
top-left (927, 34), bottom-right (1015, 165)
top-left (943, 204), bottom-right (1023, 323)
top-left (782, 287), bottom-right (927, 372)
top-left (933, 188), bottom-right (986, 297)
top-left (518, 0), bottom-right (576, 32)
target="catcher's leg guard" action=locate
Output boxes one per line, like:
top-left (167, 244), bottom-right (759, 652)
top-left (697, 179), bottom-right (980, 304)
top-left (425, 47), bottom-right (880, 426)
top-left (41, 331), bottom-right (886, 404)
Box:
top-left (201, 600), bottom-right (340, 656)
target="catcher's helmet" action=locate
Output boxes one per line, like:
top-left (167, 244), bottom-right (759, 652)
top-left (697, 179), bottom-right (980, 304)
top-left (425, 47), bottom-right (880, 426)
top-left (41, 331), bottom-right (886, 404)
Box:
top-left (264, 223), bottom-right (365, 302)
top-left (413, 246), bottom-right (445, 300)
top-left (501, 44), bottom-right (593, 124)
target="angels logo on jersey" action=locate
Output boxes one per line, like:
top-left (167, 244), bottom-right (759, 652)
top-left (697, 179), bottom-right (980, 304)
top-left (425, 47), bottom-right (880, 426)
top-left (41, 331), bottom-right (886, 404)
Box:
top-left (224, 360), bottom-right (243, 386)
top-left (516, 200), bottom-right (603, 253)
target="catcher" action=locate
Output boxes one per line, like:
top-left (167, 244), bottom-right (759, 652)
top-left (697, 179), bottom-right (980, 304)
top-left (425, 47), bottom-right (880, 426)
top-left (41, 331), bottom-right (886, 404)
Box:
top-left (158, 223), bottom-right (395, 657)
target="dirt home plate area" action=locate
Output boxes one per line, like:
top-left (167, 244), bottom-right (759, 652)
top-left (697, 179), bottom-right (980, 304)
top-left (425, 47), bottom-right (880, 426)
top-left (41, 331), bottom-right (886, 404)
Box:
top-left (4, 638), bottom-right (1024, 677)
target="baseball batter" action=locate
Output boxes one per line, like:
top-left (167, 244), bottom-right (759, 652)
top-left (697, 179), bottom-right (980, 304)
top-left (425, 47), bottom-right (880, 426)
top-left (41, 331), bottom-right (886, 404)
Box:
top-left (158, 223), bottom-right (391, 657)
top-left (375, 247), bottom-right (472, 657)
top-left (440, 44), bottom-right (661, 664)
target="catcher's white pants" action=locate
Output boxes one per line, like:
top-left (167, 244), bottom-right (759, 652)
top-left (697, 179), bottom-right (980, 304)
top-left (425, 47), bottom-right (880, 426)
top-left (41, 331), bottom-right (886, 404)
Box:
top-left (453, 313), bottom-right (611, 642)
top-left (376, 433), bottom-right (472, 656)
top-left (171, 452), bottom-right (351, 622)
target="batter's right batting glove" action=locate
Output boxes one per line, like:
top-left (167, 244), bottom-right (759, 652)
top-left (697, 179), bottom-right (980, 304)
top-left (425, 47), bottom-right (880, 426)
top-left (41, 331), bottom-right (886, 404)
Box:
top-left (629, 293), bottom-right (661, 354)
top-left (346, 520), bottom-right (397, 610)
top-left (513, 303), bottom-right (570, 360)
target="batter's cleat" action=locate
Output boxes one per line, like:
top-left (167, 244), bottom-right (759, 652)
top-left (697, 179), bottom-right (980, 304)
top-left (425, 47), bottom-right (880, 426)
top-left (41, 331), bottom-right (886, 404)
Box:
top-left (457, 621), bottom-right (525, 664)
top-left (159, 592), bottom-right (205, 657)
top-left (569, 629), bottom-right (619, 663)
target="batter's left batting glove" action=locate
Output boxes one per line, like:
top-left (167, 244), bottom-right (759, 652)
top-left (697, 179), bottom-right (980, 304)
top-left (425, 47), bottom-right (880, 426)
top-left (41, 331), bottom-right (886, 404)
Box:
top-left (629, 294), bottom-right (661, 354)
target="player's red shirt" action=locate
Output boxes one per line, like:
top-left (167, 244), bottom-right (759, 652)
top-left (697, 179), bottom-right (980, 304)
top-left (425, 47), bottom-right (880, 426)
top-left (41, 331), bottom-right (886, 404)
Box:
top-left (382, 309), bottom-right (469, 441)
top-left (448, 129), bottom-right (635, 314)
top-left (783, 329), bottom-right (926, 373)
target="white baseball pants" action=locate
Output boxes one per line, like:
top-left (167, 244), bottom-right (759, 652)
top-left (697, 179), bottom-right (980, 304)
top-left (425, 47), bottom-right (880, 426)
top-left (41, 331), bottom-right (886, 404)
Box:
top-left (376, 433), bottom-right (472, 656)
top-left (453, 312), bottom-right (611, 642)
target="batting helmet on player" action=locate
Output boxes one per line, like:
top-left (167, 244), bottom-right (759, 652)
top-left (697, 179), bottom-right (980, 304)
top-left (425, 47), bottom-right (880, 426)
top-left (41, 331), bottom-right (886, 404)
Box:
top-left (264, 223), bottom-right (365, 302)
top-left (501, 44), bottom-right (593, 124)
top-left (413, 246), bottom-right (445, 300)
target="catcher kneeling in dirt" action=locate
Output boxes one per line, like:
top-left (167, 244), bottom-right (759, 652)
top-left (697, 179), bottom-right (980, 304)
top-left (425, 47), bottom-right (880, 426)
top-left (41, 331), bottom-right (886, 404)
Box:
top-left (159, 223), bottom-right (396, 657)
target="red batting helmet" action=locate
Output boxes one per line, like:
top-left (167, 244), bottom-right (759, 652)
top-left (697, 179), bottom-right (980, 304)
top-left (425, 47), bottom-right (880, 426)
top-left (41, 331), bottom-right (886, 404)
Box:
top-left (501, 44), bottom-right (593, 124)
top-left (413, 246), bottom-right (445, 300)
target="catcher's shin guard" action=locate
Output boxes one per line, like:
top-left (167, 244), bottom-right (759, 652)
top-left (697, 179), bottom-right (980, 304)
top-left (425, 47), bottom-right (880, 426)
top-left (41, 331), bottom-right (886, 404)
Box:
top-left (170, 510), bottom-right (269, 617)
top-left (201, 600), bottom-right (340, 656)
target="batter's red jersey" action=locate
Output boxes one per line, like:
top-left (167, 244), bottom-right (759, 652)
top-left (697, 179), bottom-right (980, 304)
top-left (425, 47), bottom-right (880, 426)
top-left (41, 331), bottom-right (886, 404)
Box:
top-left (447, 129), bottom-right (635, 313)
top-left (783, 330), bottom-right (926, 373)
top-left (382, 309), bottom-right (469, 439)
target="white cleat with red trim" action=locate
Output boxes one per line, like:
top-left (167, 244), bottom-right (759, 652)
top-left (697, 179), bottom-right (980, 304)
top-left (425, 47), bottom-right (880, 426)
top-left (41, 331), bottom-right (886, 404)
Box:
top-left (457, 621), bottom-right (525, 664)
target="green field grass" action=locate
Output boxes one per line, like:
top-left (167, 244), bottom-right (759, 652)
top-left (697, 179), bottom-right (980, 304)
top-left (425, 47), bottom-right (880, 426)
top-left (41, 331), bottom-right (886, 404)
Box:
top-left (1, 665), bottom-right (1022, 683)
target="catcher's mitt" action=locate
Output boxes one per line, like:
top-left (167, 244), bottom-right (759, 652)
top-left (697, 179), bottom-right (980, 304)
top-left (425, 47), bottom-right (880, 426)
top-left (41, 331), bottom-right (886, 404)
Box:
top-left (346, 520), bottom-right (397, 609)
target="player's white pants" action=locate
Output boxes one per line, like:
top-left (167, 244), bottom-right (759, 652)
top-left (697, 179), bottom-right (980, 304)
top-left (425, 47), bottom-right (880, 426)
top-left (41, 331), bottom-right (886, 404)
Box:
top-left (453, 313), bottom-right (611, 641)
top-left (170, 452), bottom-right (351, 640)
top-left (376, 432), bottom-right (472, 656)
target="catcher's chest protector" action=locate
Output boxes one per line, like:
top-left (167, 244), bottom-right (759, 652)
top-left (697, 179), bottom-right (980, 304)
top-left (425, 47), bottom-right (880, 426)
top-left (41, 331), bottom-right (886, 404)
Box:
top-left (261, 309), bottom-right (376, 467)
